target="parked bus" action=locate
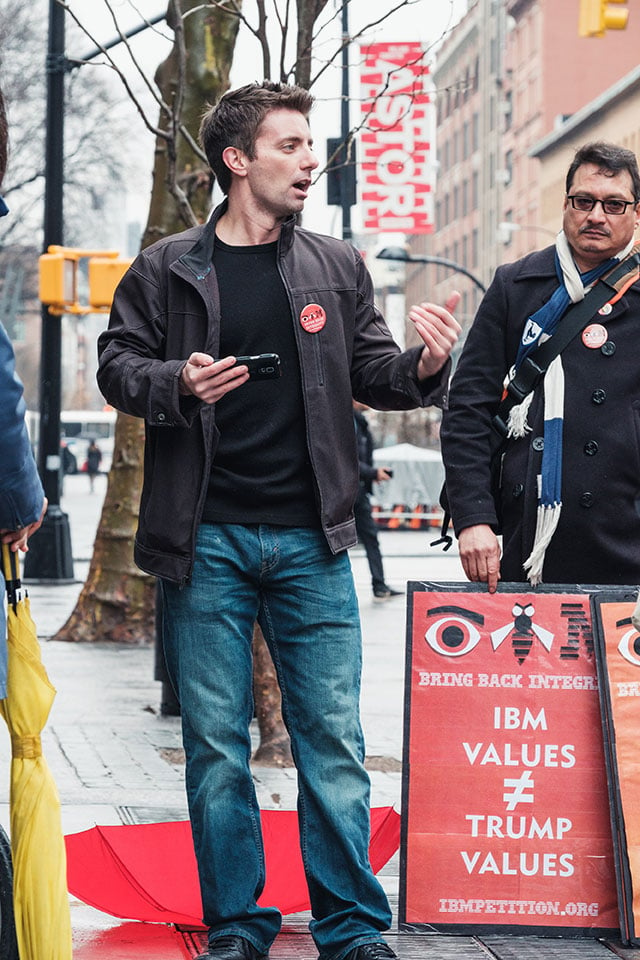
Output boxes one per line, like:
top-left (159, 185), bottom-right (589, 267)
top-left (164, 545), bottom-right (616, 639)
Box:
top-left (26, 408), bottom-right (116, 474)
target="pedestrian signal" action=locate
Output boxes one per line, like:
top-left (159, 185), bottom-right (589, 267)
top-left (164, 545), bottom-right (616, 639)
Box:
top-left (38, 246), bottom-right (133, 314)
top-left (88, 257), bottom-right (132, 309)
top-left (579, 0), bottom-right (629, 36)
top-left (39, 248), bottom-right (78, 311)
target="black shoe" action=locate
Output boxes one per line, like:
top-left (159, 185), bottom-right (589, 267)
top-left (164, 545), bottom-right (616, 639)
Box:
top-left (373, 585), bottom-right (403, 602)
top-left (343, 943), bottom-right (398, 960)
top-left (196, 934), bottom-right (269, 960)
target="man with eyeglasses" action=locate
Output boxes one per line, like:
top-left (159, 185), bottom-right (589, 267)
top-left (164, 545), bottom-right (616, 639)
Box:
top-left (440, 140), bottom-right (640, 590)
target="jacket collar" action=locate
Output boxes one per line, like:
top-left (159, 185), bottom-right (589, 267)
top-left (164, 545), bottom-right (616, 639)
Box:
top-left (178, 199), bottom-right (298, 277)
top-left (512, 244), bottom-right (557, 282)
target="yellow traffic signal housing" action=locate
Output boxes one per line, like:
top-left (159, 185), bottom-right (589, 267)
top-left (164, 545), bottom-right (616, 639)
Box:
top-left (38, 250), bottom-right (78, 310)
top-left (38, 245), bottom-right (133, 314)
top-left (88, 257), bottom-right (133, 309)
top-left (579, 0), bottom-right (629, 36)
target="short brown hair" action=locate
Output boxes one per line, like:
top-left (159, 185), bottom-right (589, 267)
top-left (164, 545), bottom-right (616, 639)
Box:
top-left (199, 81), bottom-right (314, 195)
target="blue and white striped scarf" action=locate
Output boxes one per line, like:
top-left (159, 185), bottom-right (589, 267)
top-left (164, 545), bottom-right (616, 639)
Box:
top-left (505, 231), bottom-right (632, 584)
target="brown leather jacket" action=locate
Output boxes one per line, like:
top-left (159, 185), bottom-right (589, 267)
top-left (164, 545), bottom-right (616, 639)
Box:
top-left (97, 202), bottom-right (449, 584)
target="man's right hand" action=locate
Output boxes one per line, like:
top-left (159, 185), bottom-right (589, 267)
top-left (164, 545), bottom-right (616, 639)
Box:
top-left (179, 353), bottom-right (250, 404)
top-left (458, 524), bottom-right (501, 594)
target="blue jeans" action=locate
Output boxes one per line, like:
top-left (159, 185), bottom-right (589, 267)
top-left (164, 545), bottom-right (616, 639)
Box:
top-left (161, 524), bottom-right (391, 960)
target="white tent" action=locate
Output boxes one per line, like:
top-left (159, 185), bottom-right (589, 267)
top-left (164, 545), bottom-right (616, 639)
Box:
top-left (371, 443), bottom-right (444, 508)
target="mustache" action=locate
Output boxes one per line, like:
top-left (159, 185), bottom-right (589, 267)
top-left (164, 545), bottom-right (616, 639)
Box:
top-left (579, 225), bottom-right (610, 237)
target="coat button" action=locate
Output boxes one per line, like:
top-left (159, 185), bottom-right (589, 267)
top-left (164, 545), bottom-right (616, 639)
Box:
top-left (591, 389), bottom-right (606, 405)
top-left (579, 492), bottom-right (594, 508)
top-left (157, 412), bottom-right (166, 422)
top-left (601, 341), bottom-right (616, 356)
top-left (584, 440), bottom-right (599, 456)
top-left (511, 483), bottom-right (524, 498)
top-left (532, 436), bottom-right (544, 451)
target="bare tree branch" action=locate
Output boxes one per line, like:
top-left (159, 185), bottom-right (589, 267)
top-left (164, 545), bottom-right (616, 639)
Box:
top-left (57, 0), bottom-right (168, 140)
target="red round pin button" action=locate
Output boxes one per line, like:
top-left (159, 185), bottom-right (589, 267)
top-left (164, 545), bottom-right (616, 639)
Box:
top-left (582, 323), bottom-right (608, 349)
top-left (300, 303), bottom-right (326, 333)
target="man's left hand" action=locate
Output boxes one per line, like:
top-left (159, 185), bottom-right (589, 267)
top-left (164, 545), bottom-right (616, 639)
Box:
top-left (411, 292), bottom-right (461, 380)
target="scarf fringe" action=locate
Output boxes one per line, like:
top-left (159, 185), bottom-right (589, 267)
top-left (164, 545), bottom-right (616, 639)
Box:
top-left (507, 394), bottom-right (534, 439)
top-left (523, 502), bottom-right (562, 586)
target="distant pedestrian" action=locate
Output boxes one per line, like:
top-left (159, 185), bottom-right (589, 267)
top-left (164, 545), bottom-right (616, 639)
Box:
top-left (353, 401), bottom-right (402, 602)
top-left (86, 439), bottom-right (102, 492)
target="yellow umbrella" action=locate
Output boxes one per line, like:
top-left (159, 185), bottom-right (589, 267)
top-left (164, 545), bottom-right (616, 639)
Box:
top-left (0, 544), bottom-right (72, 960)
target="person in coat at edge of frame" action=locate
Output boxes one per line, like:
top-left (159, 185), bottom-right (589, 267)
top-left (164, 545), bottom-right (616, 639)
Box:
top-left (0, 84), bottom-right (47, 698)
top-left (97, 82), bottom-right (461, 960)
top-left (352, 401), bottom-right (403, 602)
top-left (440, 141), bottom-right (640, 594)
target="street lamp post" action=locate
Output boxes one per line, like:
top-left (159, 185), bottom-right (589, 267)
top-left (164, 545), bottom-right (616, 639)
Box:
top-left (24, 6), bottom-right (166, 583)
top-left (376, 245), bottom-right (487, 293)
top-left (24, 0), bottom-right (74, 582)
top-left (497, 222), bottom-right (557, 245)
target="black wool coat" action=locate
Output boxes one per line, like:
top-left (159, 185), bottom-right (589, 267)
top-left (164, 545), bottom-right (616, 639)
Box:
top-left (440, 245), bottom-right (640, 586)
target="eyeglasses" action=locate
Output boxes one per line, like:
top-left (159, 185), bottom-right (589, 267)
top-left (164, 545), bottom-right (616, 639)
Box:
top-left (566, 194), bottom-right (638, 216)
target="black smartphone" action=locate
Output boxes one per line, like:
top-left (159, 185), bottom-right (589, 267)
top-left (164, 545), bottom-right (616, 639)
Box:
top-left (233, 353), bottom-right (281, 380)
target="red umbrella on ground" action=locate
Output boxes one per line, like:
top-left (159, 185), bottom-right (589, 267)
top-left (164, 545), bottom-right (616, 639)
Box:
top-left (65, 806), bottom-right (401, 926)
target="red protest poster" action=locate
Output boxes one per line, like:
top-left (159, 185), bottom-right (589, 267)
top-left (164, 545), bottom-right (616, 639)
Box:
top-left (400, 583), bottom-right (619, 936)
top-left (592, 596), bottom-right (640, 945)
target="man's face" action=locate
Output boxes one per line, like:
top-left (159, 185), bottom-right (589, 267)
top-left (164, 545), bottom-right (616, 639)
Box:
top-left (244, 108), bottom-right (318, 220)
top-left (563, 162), bottom-right (640, 272)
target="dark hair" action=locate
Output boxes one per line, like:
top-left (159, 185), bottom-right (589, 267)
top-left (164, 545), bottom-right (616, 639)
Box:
top-left (199, 81), bottom-right (314, 195)
top-left (0, 87), bottom-right (7, 187)
top-left (566, 141), bottom-right (640, 200)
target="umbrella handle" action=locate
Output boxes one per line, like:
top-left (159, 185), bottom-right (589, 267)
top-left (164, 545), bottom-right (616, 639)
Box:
top-left (1, 543), bottom-right (20, 609)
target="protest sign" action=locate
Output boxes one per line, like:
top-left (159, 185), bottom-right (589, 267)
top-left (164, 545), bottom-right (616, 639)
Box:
top-left (401, 583), bottom-right (618, 936)
top-left (592, 595), bottom-right (640, 945)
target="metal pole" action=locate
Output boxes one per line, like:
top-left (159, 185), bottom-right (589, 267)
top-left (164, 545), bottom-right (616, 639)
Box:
top-left (24, 0), bottom-right (74, 582)
top-left (340, 2), bottom-right (351, 243)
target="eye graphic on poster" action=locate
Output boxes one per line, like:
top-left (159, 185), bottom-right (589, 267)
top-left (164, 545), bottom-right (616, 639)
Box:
top-left (615, 617), bottom-right (640, 667)
top-left (424, 606), bottom-right (483, 657)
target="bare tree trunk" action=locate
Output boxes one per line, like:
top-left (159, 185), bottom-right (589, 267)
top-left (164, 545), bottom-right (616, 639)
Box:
top-left (294, 0), bottom-right (330, 87)
top-left (252, 623), bottom-right (293, 767)
top-left (54, 413), bottom-right (153, 643)
top-left (54, 0), bottom-right (239, 644)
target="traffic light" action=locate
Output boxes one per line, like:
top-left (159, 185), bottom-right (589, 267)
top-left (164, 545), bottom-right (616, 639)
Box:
top-left (88, 256), bottom-right (133, 309)
top-left (38, 245), bottom-right (133, 314)
top-left (326, 137), bottom-right (357, 207)
top-left (38, 248), bottom-right (78, 311)
top-left (579, 0), bottom-right (629, 36)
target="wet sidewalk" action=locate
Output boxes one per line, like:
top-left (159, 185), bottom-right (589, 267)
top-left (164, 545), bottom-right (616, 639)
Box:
top-left (1, 474), bottom-right (638, 958)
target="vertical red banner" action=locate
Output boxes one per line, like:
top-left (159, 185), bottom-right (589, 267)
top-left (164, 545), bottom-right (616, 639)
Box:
top-left (593, 598), bottom-right (640, 944)
top-left (401, 585), bottom-right (619, 936)
top-left (359, 42), bottom-right (434, 233)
